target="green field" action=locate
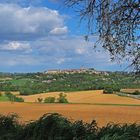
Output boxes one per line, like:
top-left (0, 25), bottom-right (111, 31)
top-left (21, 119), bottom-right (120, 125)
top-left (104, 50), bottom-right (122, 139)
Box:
top-left (0, 94), bottom-right (9, 101)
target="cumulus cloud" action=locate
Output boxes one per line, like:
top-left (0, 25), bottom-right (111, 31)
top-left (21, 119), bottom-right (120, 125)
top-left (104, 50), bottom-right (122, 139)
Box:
top-left (35, 36), bottom-right (92, 57)
top-left (0, 3), bottom-right (124, 72)
top-left (0, 34), bottom-right (125, 71)
top-left (0, 3), bottom-right (67, 41)
top-left (31, 36), bottom-right (111, 65)
top-left (0, 41), bottom-right (32, 52)
top-left (50, 26), bottom-right (68, 35)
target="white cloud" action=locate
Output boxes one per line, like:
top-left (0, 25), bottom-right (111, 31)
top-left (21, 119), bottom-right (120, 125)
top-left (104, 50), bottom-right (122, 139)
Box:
top-left (50, 26), bottom-right (68, 35)
top-left (0, 41), bottom-right (32, 52)
top-left (0, 4), bottom-right (67, 40)
top-left (0, 34), bottom-right (126, 71)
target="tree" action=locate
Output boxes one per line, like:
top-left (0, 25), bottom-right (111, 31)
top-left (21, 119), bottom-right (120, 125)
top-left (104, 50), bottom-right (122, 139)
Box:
top-left (57, 93), bottom-right (69, 103)
top-left (44, 97), bottom-right (56, 103)
top-left (65, 0), bottom-right (140, 72)
top-left (37, 97), bottom-right (43, 103)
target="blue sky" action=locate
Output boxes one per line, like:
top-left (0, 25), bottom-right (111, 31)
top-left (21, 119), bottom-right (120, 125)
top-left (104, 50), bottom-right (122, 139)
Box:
top-left (0, 0), bottom-right (128, 73)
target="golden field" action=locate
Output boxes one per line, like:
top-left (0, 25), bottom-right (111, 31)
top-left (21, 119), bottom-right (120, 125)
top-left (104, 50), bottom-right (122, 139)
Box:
top-left (18, 90), bottom-right (140, 105)
top-left (0, 90), bottom-right (140, 126)
top-left (0, 102), bottom-right (140, 126)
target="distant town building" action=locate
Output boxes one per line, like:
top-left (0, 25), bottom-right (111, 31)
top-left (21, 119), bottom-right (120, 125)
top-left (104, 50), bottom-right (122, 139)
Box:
top-left (44, 68), bottom-right (109, 75)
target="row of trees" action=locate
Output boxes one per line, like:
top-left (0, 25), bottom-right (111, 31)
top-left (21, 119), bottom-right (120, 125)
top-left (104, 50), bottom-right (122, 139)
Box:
top-left (0, 92), bottom-right (24, 102)
top-left (37, 93), bottom-right (69, 103)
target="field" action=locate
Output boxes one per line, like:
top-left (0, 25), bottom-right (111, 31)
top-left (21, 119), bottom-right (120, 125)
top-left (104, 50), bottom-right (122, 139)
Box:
top-left (0, 102), bottom-right (140, 126)
top-left (121, 88), bottom-right (140, 93)
top-left (18, 90), bottom-right (140, 105)
top-left (0, 90), bottom-right (139, 126)
top-left (0, 94), bottom-right (9, 101)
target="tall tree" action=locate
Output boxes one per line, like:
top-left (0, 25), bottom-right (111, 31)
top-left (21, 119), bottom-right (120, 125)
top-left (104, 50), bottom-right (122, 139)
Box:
top-left (65, 0), bottom-right (140, 72)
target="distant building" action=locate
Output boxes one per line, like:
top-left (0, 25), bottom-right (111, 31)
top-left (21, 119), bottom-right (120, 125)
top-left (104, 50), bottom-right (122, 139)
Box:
top-left (44, 68), bottom-right (109, 75)
top-left (45, 68), bottom-right (87, 74)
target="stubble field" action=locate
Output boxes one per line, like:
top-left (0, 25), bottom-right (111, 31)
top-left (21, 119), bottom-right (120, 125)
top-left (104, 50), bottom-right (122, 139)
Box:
top-left (0, 90), bottom-right (140, 126)
top-left (0, 102), bottom-right (140, 126)
top-left (18, 90), bottom-right (140, 105)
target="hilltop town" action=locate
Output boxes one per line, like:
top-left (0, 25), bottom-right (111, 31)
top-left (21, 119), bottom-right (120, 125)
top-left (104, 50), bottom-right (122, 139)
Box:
top-left (44, 68), bottom-right (109, 75)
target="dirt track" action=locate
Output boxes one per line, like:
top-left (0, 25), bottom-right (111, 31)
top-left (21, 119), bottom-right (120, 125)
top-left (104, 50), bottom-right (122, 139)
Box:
top-left (0, 102), bottom-right (140, 126)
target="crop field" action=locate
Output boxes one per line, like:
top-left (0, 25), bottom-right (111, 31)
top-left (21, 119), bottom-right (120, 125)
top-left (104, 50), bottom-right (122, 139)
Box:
top-left (18, 90), bottom-right (140, 105)
top-left (0, 90), bottom-right (140, 126)
top-left (0, 102), bottom-right (140, 126)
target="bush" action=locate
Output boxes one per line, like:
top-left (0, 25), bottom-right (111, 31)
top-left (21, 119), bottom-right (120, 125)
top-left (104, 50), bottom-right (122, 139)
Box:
top-left (57, 93), bottom-right (69, 103)
top-left (0, 114), bottom-right (22, 140)
top-left (19, 88), bottom-right (34, 96)
top-left (19, 113), bottom-right (73, 140)
top-left (131, 90), bottom-right (140, 95)
top-left (5, 92), bottom-right (24, 102)
top-left (44, 97), bottom-right (55, 103)
top-left (103, 88), bottom-right (114, 94)
top-left (0, 113), bottom-right (140, 140)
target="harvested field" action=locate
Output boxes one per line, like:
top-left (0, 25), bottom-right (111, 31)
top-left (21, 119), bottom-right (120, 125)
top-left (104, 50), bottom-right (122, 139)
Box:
top-left (0, 102), bottom-right (140, 126)
top-left (121, 89), bottom-right (140, 93)
top-left (18, 90), bottom-right (140, 105)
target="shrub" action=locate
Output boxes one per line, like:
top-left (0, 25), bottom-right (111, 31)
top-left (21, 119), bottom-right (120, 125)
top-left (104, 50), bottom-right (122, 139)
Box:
top-left (37, 98), bottom-right (43, 103)
top-left (103, 88), bottom-right (114, 94)
top-left (0, 114), bottom-right (22, 140)
top-left (57, 93), bottom-right (69, 103)
top-left (19, 88), bottom-right (34, 96)
top-left (5, 92), bottom-right (24, 102)
top-left (131, 90), bottom-right (140, 95)
top-left (0, 113), bottom-right (140, 140)
top-left (113, 87), bottom-right (121, 92)
top-left (44, 97), bottom-right (55, 103)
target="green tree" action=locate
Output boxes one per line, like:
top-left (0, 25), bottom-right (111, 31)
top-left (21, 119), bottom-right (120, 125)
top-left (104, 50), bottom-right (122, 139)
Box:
top-left (37, 98), bottom-right (43, 103)
top-left (44, 97), bottom-right (56, 103)
top-left (57, 93), bottom-right (69, 103)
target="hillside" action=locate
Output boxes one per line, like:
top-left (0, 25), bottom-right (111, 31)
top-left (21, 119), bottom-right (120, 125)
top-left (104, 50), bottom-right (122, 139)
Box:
top-left (0, 70), bottom-right (140, 95)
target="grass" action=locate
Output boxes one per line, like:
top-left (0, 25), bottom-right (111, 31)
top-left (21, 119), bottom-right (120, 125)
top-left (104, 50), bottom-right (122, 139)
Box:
top-left (10, 78), bottom-right (33, 86)
top-left (0, 94), bottom-right (9, 101)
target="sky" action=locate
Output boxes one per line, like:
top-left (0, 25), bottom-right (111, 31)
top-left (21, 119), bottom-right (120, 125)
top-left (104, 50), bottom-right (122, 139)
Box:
top-left (0, 0), bottom-right (128, 73)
